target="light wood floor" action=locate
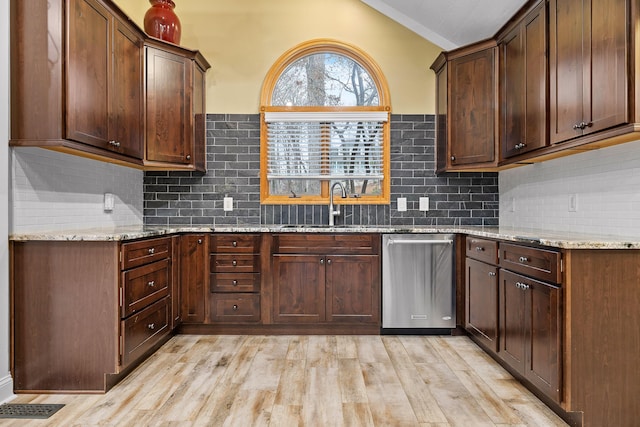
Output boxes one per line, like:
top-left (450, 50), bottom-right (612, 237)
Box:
top-left (1, 335), bottom-right (568, 426)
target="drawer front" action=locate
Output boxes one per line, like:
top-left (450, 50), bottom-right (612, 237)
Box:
top-left (210, 234), bottom-right (261, 253)
top-left (466, 237), bottom-right (498, 264)
top-left (499, 243), bottom-right (561, 284)
top-left (210, 293), bottom-right (261, 323)
top-left (274, 233), bottom-right (379, 255)
top-left (210, 254), bottom-right (260, 273)
top-left (122, 237), bottom-right (171, 270)
top-left (210, 273), bottom-right (260, 293)
top-left (121, 297), bottom-right (170, 367)
top-left (122, 259), bottom-right (170, 317)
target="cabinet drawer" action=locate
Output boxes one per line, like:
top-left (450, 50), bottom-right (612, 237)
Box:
top-left (210, 254), bottom-right (260, 273)
top-left (274, 233), bottom-right (379, 255)
top-left (210, 234), bottom-right (261, 253)
top-left (210, 273), bottom-right (260, 293)
top-left (121, 297), bottom-right (170, 367)
top-left (122, 237), bottom-right (171, 269)
top-left (122, 259), bottom-right (170, 317)
top-left (466, 237), bottom-right (498, 264)
top-left (210, 293), bottom-right (260, 323)
top-left (499, 243), bottom-right (561, 284)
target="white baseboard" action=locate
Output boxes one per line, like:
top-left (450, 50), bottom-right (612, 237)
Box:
top-left (0, 374), bottom-right (15, 404)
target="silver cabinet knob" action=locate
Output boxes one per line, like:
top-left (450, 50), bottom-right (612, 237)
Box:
top-left (488, 272), bottom-right (496, 277)
top-left (147, 323), bottom-right (155, 330)
top-left (450, 155), bottom-right (456, 161)
top-left (476, 246), bottom-right (484, 252)
top-left (148, 248), bottom-right (155, 254)
top-left (108, 140), bottom-right (121, 147)
top-left (232, 304), bottom-right (239, 311)
top-left (232, 260), bottom-right (237, 266)
top-left (327, 259), bottom-right (332, 265)
top-left (197, 239), bottom-right (202, 244)
top-left (186, 154), bottom-right (191, 160)
top-left (147, 280), bottom-right (155, 287)
top-left (320, 258), bottom-right (324, 265)
top-left (519, 256), bottom-right (528, 263)
top-left (232, 280), bottom-right (238, 286)
top-left (232, 241), bottom-right (237, 247)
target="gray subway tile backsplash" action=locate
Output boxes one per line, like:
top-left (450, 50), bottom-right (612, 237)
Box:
top-left (143, 113), bottom-right (498, 227)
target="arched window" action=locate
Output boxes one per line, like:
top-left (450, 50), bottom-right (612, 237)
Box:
top-left (260, 39), bottom-right (391, 205)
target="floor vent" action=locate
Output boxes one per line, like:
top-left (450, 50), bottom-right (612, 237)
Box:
top-left (0, 403), bottom-right (65, 419)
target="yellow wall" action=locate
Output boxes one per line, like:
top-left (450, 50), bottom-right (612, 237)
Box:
top-left (117, 0), bottom-right (442, 114)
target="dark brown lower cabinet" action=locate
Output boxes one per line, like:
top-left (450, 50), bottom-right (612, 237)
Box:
top-left (271, 234), bottom-right (380, 326)
top-left (499, 269), bottom-right (562, 403)
top-left (11, 237), bottom-right (175, 393)
top-left (465, 258), bottom-right (499, 352)
top-left (179, 234), bottom-right (207, 323)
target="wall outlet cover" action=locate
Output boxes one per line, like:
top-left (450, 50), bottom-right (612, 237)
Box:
top-left (103, 193), bottom-right (114, 212)
top-left (397, 197), bottom-right (407, 212)
top-left (419, 197), bottom-right (429, 211)
top-left (223, 196), bottom-right (233, 211)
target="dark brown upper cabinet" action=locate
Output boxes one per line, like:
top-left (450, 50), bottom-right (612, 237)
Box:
top-left (431, 40), bottom-right (499, 173)
top-left (10, 0), bottom-right (209, 171)
top-left (499, 1), bottom-right (548, 159)
top-left (549, 0), bottom-right (628, 144)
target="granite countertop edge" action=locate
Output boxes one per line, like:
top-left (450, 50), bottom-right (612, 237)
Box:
top-left (9, 225), bottom-right (640, 250)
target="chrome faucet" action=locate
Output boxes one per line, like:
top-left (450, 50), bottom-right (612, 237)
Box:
top-left (329, 182), bottom-right (347, 226)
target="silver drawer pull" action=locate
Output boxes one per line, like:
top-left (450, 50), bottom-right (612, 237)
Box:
top-left (232, 280), bottom-right (238, 286)
top-left (232, 241), bottom-right (238, 247)
top-left (197, 239), bottom-right (202, 244)
top-left (476, 246), bottom-right (484, 252)
top-left (232, 260), bottom-right (237, 266)
top-left (519, 256), bottom-right (528, 263)
top-left (108, 140), bottom-right (121, 147)
top-left (148, 280), bottom-right (155, 287)
top-left (516, 282), bottom-right (530, 290)
top-left (148, 248), bottom-right (155, 255)
top-left (488, 272), bottom-right (496, 277)
top-left (232, 304), bottom-right (239, 311)
top-left (147, 323), bottom-right (155, 330)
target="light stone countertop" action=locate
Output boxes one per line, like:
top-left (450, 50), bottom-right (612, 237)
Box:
top-left (8, 224), bottom-right (640, 249)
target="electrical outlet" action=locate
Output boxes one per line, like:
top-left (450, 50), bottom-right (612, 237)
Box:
top-left (397, 197), bottom-right (407, 212)
top-left (569, 194), bottom-right (578, 212)
top-left (419, 197), bottom-right (429, 211)
top-left (103, 193), bottom-right (114, 212)
top-left (223, 196), bottom-right (233, 212)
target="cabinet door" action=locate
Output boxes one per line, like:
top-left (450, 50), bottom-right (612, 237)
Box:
top-left (146, 46), bottom-right (192, 165)
top-left (465, 258), bottom-right (499, 352)
top-left (325, 255), bottom-right (380, 324)
top-left (111, 17), bottom-right (144, 159)
top-left (527, 277), bottom-right (562, 403)
top-left (272, 255), bottom-right (325, 323)
top-left (449, 47), bottom-right (497, 166)
top-left (498, 269), bottom-right (527, 372)
top-left (501, 2), bottom-right (547, 158)
top-left (66, 0), bottom-right (111, 147)
top-left (550, 0), bottom-right (628, 143)
top-left (180, 234), bottom-right (207, 323)
top-left (585, 0), bottom-right (628, 134)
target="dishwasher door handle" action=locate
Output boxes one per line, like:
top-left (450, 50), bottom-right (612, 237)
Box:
top-left (386, 239), bottom-right (453, 246)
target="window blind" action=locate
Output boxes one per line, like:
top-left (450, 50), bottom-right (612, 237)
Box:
top-left (265, 111), bottom-right (388, 180)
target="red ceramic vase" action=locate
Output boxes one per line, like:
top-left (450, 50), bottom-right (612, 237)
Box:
top-left (144, 0), bottom-right (181, 45)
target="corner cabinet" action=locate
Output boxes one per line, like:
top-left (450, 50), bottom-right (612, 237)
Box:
top-left (431, 40), bottom-right (499, 172)
top-left (10, 0), bottom-right (209, 171)
top-left (11, 237), bottom-right (176, 393)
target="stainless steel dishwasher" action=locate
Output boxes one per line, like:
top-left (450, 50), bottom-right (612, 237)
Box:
top-left (382, 234), bottom-right (455, 333)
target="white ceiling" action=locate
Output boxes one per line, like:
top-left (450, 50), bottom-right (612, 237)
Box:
top-left (361, 0), bottom-right (528, 50)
